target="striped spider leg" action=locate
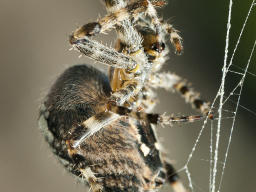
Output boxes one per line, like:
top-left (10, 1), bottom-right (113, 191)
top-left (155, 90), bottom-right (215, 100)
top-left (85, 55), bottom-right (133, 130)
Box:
top-left (146, 72), bottom-right (214, 119)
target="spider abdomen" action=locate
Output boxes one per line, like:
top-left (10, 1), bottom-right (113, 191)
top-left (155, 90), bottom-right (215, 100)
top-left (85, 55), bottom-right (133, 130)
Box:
top-left (39, 65), bottom-right (166, 192)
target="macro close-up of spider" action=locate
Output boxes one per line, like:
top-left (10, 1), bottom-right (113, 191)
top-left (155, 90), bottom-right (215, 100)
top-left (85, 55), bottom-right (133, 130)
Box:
top-left (0, 0), bottom-right (255, 192)
top-left (38, 0), bottom-right (214, 192)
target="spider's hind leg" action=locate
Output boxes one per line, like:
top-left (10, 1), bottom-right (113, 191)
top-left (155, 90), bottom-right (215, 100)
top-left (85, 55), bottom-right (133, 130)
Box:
top-left (66, 143), bottom-right (104, 192)
top-left (106, 81), bottom-right (205, 125)
top-left (148, 72), bottom-right (214, 119)
top-left (135, 120), bottom-right (187, 192)
top-left (163, 160), bottom-right (186, 192)
top-left (107, 101), bottom-right (204, 125)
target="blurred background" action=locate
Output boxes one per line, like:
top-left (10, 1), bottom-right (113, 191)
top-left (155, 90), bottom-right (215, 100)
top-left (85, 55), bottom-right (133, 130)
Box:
top-left (0, 0), bottom-right (255, 192)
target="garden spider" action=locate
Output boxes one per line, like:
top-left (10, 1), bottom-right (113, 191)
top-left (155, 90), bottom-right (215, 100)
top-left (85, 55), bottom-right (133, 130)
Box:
top-left (38, 0), bottom-right (213, 192)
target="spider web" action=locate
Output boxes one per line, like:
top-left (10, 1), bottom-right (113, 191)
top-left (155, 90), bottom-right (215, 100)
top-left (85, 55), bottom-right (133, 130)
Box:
top-left (172, 1), bottom-right (256, 191)
top-left (66, 1), bottom-right (256, 191)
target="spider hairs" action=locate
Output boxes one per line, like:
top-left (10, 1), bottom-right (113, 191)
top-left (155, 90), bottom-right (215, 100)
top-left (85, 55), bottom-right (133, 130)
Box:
top-left (38, 0), bottom-right (213, 192)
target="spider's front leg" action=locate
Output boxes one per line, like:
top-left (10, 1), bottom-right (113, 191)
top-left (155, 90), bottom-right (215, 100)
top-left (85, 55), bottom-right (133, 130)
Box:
top-left (69, 0), bottom-right (168, 68)
top-left (69, 7), bottom-right (140, 70)
top-left (69, 31), bottom-right (138, 70)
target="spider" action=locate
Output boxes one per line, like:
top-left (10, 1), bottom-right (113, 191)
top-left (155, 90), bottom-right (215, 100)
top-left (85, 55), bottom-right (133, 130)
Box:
top-left (38, 0), bottom-right (213, 192)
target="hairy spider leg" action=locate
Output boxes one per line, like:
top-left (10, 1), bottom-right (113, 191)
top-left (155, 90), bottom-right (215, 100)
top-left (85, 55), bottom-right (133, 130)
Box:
top-left (163, 160), bottom-right (187, 192)
top-left (72, 104), bottom-right (204, 148)
top-left (160, 20), bottom-right (183, 55)
top-left (129, 13), bottom-right (183, 56)
top-left (69, 0), bottom-right (167, 54)
top-left (148, 72), bottom-right (214, 119)
top-left (66, 147), bottom-right (104, 192)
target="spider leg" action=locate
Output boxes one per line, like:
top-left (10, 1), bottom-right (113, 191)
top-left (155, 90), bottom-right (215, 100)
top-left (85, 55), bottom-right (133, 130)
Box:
top-left (109, 81), bottom-right (204, 125)
top-left (70, 0), bottom-right (166, 50)
top-left (135, 120), bottom-right (187, 192)
top-left (70, 36), bottom-right (138, 70)
top-left (69, 6), bottom-right (142, 70)
top-left (69, 111), bottom-right (119, 148)
top-left (148, 72), bottom-right (214, 119)
top-left (129, 4), bottom-right (183, 55)
top-left (70, 0), bottom-right (166, 40)
top-left (135, 16), bottom-right (152, 28)
top-left (107, 82), bottom-right (203, 125)
top-left (109, 82), bottom-right (139, 105)
top-left (66, 145), bottom-right (104, 192)
top-left (69, 1), bottom-right (154, 70)
top-left (161, 20), bottom-right (183, 55)
top-left (139, 86), bottom-right (158, 112)
top-left (107, 101), bottom-right (204, 125)
top-left (101, 0), bottom-right (128, 13)
top-left (163, 160), bottom-right (186, 192)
